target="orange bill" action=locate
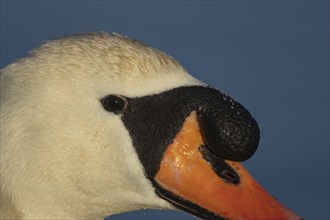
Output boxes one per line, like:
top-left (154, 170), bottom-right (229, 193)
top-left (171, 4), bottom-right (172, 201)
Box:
top-left (154, 111), bottom-right (301, 220)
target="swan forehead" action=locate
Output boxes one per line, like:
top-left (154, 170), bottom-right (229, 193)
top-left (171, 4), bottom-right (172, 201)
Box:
top-left (7, 32), bottom-right (201, 98)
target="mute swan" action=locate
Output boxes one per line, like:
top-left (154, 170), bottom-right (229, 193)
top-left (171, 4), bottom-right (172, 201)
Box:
top-left (0, 32), bottom-right (301, 220)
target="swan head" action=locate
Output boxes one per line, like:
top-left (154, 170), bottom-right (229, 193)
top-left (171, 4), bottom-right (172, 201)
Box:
top-left (0, 32), bottom-right (301, 219)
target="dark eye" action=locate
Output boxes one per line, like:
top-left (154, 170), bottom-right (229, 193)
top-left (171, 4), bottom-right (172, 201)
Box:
top-left (101, 95), bottom-right (128, 114)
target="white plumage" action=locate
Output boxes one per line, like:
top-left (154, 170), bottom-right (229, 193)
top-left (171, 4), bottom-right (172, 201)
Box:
top-left (0, 32), bottom-right (201, 219)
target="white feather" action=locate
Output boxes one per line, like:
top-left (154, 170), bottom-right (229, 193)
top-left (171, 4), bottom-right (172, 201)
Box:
top-left (0, 32), bottom-right (203, 219)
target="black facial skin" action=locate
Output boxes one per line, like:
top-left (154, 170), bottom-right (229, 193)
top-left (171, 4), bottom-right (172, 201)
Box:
top-left (105, 86), bottom-right (260, 179)
top-left (101, 85), bottom-right (260, 220)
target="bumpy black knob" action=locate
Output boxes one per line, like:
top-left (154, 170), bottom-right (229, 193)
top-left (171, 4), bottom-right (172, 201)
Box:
top-left (197, 90), bottom-right (260, 162)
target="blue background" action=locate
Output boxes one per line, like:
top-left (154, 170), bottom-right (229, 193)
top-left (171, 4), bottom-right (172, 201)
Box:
top-left (1, 1), bottom-right (329, 219)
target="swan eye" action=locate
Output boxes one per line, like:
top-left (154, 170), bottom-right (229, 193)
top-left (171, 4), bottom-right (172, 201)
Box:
top-left (101, 95), bottom-right (127, 114)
